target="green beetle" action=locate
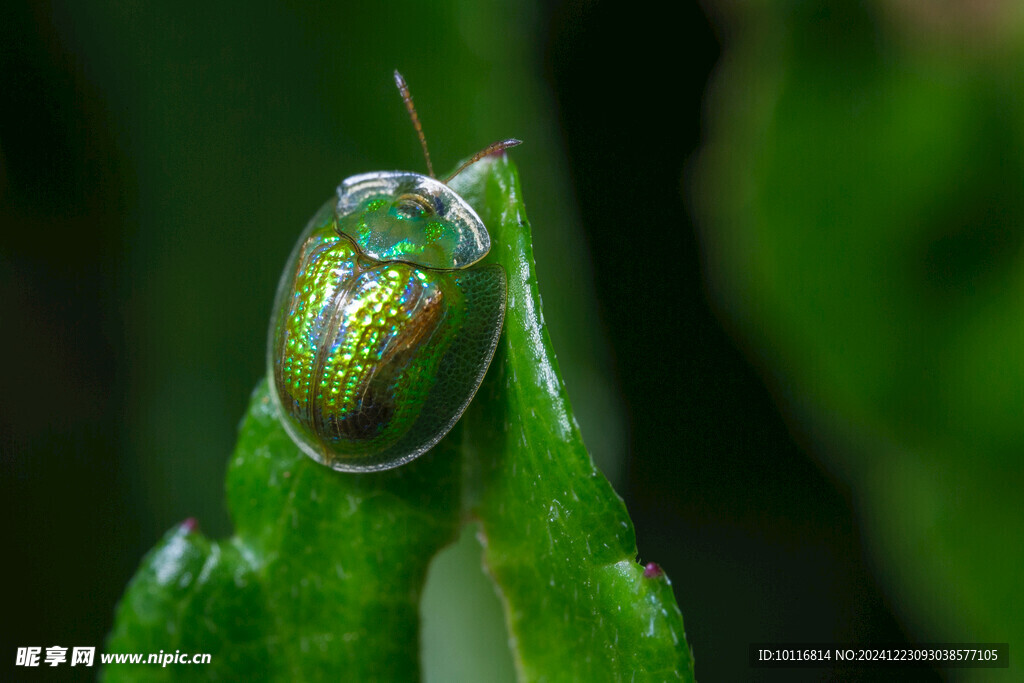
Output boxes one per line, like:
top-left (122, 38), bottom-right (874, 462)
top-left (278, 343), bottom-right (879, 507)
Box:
top-left (267, 72), bottom-right (518, 472)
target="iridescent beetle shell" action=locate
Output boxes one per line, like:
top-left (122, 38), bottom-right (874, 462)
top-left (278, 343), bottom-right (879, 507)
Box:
top-left (267, 171), bottom-right (506, 472)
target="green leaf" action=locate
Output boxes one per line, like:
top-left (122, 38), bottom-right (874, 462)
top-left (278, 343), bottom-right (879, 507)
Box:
top-left (105, 156), bottom-right (694, 681)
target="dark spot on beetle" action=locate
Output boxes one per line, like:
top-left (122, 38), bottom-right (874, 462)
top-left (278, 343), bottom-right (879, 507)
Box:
top-left (395, 192), bottom-right (434, 218)
top-left (325, 391), bottom-right (394, 442)
top-left (643, 562), bottom-right (663, 578)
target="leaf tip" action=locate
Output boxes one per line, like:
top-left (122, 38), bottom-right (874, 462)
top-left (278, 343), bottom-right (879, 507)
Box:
top-left (642, 562), bottom-right (664, 579)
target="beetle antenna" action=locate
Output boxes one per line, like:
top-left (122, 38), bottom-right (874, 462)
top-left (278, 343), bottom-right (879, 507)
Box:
top-left (444, 138), bottom-right (523, 184)
top-left (393, 70), bottom-right (435, 179)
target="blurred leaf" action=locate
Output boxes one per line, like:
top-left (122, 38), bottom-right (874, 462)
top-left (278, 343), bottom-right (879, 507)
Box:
top-left (694, 0), bottom-right (1024, 662)
top-left (105, 156), bottom-right (694, 681)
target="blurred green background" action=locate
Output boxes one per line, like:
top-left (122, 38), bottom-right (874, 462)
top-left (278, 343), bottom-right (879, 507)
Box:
top-left (2, 0), bottom-right (1020, 680)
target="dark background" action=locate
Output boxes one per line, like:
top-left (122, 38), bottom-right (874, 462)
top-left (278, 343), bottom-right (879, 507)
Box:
top-left (0, 1), bottom-right (972, 680)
